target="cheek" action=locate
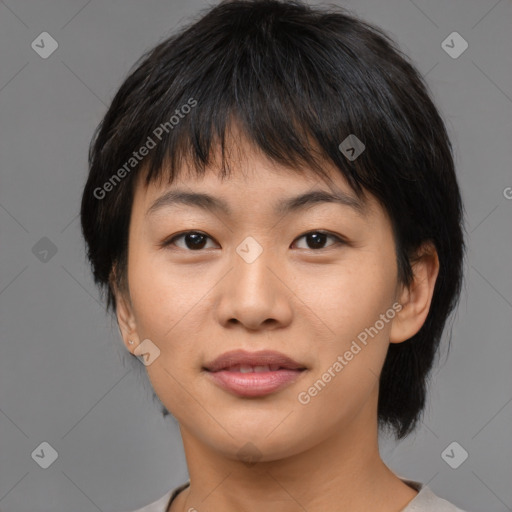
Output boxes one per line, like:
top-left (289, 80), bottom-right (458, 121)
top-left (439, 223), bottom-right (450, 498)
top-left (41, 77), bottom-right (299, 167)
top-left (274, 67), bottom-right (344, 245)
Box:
top-left (295, 251), bottom-right (397, 343)
top-left (127, 257), bottom-right (209, 419)
top-left (127, 249), bottom-right (220, 396)
top-left (127, 245), bottom-right (200, 339)
top-left (291, 251), bottom-right (397, 408)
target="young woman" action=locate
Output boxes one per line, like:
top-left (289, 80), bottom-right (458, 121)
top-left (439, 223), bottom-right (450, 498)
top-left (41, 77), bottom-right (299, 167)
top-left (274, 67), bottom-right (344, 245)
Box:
top-left (80, 1), bottom-right (468, 510)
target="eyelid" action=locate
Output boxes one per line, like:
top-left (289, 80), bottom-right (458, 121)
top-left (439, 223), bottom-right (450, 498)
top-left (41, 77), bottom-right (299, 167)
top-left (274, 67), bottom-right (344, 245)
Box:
top-left (292, 230), bottom-right (347, 249)
top-left (159, 230), bottom-right (219, 250)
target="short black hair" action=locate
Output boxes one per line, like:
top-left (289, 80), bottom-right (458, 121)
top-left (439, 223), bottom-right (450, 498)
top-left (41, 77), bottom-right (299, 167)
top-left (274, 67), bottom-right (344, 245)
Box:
top-left (80, 0), bottom-right (466, 439)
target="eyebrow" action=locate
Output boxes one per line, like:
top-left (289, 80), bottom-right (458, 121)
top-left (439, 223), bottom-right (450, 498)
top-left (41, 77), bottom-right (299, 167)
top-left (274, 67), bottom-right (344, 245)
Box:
top-left (146, 188), bottom-right (367, 218)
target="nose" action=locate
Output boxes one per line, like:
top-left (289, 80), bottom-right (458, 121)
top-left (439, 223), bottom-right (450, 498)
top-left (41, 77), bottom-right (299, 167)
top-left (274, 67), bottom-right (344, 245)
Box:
top-left (214, 243), bottom-right (293, 332)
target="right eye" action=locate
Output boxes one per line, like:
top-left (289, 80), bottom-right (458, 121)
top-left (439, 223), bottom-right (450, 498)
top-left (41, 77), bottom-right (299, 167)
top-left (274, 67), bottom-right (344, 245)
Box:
top-left (161, 231), bottom-right (219, 251)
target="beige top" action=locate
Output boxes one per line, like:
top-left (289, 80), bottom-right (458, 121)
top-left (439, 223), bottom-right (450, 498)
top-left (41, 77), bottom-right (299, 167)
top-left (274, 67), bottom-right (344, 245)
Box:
top-left (125, 478), bottom-right (469, 512)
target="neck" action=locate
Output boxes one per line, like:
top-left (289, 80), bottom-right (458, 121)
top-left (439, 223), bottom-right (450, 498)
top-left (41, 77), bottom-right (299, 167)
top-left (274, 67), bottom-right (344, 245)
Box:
top-left (172, 392), bottom-right (417, 512)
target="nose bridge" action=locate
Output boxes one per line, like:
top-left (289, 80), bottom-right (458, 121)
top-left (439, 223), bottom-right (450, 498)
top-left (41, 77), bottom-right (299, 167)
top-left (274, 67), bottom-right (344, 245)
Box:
top-left (215, 233), bottom-right (292, 330)
top-left (233, 234), bottom-right (278, 298)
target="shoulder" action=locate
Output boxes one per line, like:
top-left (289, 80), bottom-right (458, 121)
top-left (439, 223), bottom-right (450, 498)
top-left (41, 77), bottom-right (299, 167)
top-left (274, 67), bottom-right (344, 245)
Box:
top-left (400, 479), bottom-right (470, 512)
top-left (123, 482), bottom-right (190, 512)
top-left (124, 479), bottom-right (471, 512)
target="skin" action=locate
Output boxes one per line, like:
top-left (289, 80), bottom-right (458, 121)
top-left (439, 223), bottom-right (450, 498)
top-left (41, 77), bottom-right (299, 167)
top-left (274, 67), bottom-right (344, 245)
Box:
top-left (114, 132), bottom-right (439, 512)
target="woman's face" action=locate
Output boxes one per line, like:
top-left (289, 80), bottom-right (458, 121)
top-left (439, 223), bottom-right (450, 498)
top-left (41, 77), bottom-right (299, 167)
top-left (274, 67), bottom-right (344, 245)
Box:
top-left (116, 137), bottom-right (420, 462)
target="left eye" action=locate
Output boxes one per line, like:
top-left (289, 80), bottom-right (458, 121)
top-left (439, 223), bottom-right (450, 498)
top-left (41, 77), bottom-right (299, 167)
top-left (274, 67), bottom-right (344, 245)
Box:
top-left (292, 231), bottom-right (344, 250)
top-left (162, 230), bottom-right (344, 251)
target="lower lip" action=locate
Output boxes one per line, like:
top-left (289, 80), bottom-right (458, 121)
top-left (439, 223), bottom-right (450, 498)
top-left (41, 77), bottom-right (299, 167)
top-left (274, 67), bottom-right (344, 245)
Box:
top-left (206, 369), bottom-right (305, 397)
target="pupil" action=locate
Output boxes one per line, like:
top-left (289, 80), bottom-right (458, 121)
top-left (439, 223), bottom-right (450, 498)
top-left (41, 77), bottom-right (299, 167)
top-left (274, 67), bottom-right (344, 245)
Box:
top-left (187, 233), bottom-right (206, 249)
top-left (308, 233), bottom-right (326, 249)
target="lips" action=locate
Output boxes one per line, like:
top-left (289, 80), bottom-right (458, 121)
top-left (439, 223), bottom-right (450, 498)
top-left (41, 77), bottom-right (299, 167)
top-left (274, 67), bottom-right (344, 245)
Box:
top-left (223, 364), bottom-right (284, 372)
top-left (203, 349), bottom-right (307, 398)
top-left (203, 349), bottom-right (306, 373)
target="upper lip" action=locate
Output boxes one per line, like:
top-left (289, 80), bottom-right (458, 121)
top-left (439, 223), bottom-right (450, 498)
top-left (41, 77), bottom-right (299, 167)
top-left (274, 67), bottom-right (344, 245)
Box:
top-left (203, 349), bottom-right (306, 372)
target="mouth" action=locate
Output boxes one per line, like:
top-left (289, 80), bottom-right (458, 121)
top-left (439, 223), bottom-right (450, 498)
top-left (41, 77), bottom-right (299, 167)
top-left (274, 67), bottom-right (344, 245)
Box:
top-left (203, 349), bottom-right (307, 398)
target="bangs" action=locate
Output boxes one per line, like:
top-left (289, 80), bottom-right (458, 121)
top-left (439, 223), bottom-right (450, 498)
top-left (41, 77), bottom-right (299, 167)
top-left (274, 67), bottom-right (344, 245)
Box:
top-left (100, 1), bottom-right (418, 198)
top-left (132, 46), bottom-right (368, 194)
top-left (142, 111), bottom-right (344, 192)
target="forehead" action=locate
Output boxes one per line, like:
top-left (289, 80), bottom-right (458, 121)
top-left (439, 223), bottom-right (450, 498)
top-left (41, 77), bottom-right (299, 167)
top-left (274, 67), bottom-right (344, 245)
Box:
top-left (131, 132), bottom-right (378, 220)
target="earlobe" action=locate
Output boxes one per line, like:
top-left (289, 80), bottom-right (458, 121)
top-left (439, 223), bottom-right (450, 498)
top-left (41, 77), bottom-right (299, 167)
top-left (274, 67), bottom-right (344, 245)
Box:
top-left (115, 293), bottom-right (140, 351)
top-left (389, 243), bottom-right (440, 344)
top-left (110, 269), bottom-right (140, 352)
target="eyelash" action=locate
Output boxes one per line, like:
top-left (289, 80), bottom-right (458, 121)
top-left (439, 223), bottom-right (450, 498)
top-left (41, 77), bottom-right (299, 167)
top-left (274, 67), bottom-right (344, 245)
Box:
top-left (160, 230), bottom-right (347, 252)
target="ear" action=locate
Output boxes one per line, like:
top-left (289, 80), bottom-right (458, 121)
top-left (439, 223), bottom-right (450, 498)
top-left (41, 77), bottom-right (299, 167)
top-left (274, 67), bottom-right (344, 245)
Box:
top-left (390, 242), bottom-right (440, 344)
top-left (110, 268), bottom-right (140, 353)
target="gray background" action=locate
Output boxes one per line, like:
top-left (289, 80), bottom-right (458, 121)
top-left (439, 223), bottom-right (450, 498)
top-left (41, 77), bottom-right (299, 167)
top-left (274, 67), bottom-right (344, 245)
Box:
top-left (0, 0), bottom-right (511, 511)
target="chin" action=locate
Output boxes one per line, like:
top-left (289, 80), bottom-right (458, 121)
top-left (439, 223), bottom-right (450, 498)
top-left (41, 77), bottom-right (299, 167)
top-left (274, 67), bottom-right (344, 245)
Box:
top-left (207, 422), bottom-right (317, 462)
